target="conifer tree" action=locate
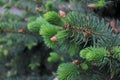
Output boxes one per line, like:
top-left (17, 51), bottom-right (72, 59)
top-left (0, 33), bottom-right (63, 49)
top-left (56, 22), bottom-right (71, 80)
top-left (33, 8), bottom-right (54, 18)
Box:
top-left (1, 0), bottom-right (120, 80)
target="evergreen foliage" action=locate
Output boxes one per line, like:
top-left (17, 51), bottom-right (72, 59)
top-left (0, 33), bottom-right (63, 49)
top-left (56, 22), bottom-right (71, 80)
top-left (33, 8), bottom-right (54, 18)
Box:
top-left (47, 52), bottom-right (60, 63)
top-left (27, 21), bottom-right (41, 32)
top-left (1, 0), bottom-right (120, 80)
top-left (57, 63), bottom-right (79, 80)
top-left (27, 0), bottom-right (120, 79)
top-left (40, 24), bottom-right (60, 48)
top-left (80, 47), bottom-right (108, 63)
top-left (44, 11), bottom-right (63, 26)
top-left (95, 0), bottom-right (106, 8)
top-left (45, 1), bottom-right (53, 11)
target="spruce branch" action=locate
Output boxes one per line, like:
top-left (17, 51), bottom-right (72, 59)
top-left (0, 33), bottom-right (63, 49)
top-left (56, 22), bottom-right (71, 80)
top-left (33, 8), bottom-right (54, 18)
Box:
top-left (0, 29), bottom-right (40, 37)
top-left (71, 26), bottom-right (106, 36)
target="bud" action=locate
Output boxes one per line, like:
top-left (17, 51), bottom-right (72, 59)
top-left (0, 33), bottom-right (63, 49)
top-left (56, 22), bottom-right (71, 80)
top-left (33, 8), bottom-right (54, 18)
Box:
top-left (114, 27), bottom-right (119, 34)
top-left (53, 77), bottom-right (58, 80)
top-left (35, 7), bottom-right (40, 12)
top-left (24, 18), bottom-right (28, 22)
top-left (92, 63), bottom-right (97, 66)
top-left (50, 35), bottom-right (57, 42)
top-left (110, 21), bottom-right (116, 27)
top-left (72, 60), bottom-right (78, 64)
top-left (67, 4), bottom-right (73, 10)
top-left (84, 32), bottom-right (90, 37)
top-left (110, 73), bottom-right (115, 79)
top-left (18, 27), bottom-right (26, 32)
top-left (59, 10), bottom-right (66, 18)
top-left (87, 4), bottom-right (95, 9)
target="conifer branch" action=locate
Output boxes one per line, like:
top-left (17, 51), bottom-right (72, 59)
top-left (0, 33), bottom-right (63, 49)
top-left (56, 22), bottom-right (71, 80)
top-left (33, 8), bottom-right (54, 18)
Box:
top-left (0, 30), bottom-right (40, 37)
